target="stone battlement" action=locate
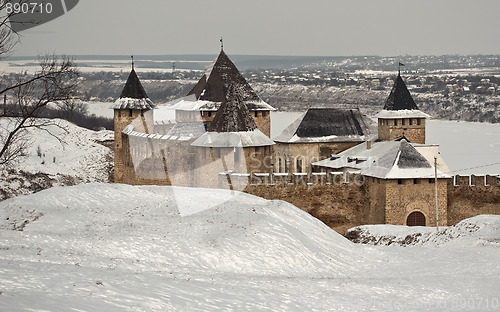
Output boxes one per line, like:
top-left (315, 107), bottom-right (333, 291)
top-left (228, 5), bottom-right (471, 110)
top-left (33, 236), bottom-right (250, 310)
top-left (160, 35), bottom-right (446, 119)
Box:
top-left (218, 171), bottom-right (365, 189)
top-left (451, 174), bottom-right (500, 187)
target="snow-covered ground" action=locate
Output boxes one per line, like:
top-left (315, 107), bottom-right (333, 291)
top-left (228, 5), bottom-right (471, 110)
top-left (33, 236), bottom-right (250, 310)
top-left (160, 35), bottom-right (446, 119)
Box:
top-left (0, 184), bottom-right (498, 311)
top-left (0, 118), bottom-right (113, 200)
top-left (346, 215), bottom-right (500, 247)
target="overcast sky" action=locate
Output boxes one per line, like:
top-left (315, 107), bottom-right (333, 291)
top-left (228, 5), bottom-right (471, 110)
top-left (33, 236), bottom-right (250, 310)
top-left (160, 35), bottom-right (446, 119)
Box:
top-left (12, 0), bottom-right (500, 57)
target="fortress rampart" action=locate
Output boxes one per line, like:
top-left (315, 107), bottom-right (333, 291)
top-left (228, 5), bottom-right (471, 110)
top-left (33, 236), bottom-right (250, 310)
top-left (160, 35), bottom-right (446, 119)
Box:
top-left (115, 129), bottom-right (500, 233)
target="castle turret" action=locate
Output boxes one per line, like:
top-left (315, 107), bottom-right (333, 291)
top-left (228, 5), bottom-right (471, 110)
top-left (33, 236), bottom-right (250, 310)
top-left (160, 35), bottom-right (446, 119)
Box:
top-left (190, 84), bottom-right (274, 187)
top-left (113, 63), bottom-right (155, 182)
top-left (180, 46), bottom-right (275, 137)
top-left (375, 72), bottom-right (429, 144)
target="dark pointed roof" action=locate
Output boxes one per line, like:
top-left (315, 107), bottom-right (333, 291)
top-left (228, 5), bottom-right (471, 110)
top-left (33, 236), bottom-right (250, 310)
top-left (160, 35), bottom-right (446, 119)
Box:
top-left (384, 74), bottom-right (418, 111)
top-left (190, 84), bottom-right (274, 148)
top-left (274, 108), bottom-right (377, 143)
top-left (208, 85), bottom-right (257, 133)
top-left (114, 69), bottom-right (155, 110)
top-left (186, 50), bottom-right (273, 111)
top-left (396, 140), bottom-right (432, 169)
top-left (120, 69), bottom-right (149, 99)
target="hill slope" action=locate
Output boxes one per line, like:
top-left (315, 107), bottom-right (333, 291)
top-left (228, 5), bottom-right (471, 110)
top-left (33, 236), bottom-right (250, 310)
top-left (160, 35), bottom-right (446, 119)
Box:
top-left (0, 184), bottom-right (499, 311)
top-left (0, 118), bottom-right (113, 201)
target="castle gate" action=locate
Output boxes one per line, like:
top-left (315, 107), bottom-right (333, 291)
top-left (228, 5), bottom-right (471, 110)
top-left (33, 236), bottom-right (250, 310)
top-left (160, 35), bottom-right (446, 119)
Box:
top-left (406, 211), bottom-right (426, 226)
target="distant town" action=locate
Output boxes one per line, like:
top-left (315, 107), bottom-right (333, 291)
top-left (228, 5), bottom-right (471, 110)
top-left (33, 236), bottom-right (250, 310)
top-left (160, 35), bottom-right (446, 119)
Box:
top-left (2, 54), bottom-right (500, 123)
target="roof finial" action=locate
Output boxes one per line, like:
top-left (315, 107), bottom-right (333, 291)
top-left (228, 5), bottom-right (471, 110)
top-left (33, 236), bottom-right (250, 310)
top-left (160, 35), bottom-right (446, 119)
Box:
top-left (398, 62), bottom-right (405, 76)
top-left (220, 37), bottom-right (224, 51)
top-left (131, 55), bottom-right (135, 70)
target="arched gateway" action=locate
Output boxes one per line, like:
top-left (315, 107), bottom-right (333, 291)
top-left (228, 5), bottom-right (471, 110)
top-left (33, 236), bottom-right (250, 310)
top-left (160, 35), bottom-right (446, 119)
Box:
top-left (406, 211), bottom-right (426, 226)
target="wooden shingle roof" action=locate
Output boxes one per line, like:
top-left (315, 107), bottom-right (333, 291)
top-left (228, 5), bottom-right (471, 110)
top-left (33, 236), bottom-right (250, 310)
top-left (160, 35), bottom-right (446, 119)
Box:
top-left (186, 50), bottom-right (274, 111)
top-left (208, 85), bottom-right (257, 133)
top-left (190, 84), bottom-right (274, 148)
top-left (114, 69), bottom-right (155, 110)
top-left (274, 108), bottom-right (376, 143)
top-left (384, 74), bottom-right (418, 111)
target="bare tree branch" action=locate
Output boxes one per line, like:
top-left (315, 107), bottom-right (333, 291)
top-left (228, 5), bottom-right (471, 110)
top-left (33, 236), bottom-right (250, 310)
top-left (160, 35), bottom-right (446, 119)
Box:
top-left (0, 55), bottom-right (80, 167)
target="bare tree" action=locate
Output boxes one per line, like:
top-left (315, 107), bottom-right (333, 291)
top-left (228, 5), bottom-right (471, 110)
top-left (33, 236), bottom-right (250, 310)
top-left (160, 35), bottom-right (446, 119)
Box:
top-left (0, 1), bottom-right (80, 167)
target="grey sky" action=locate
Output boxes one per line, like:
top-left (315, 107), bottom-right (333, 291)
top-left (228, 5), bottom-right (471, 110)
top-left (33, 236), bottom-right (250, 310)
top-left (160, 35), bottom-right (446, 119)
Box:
top-left (12, 0), bottom-right (500, 57)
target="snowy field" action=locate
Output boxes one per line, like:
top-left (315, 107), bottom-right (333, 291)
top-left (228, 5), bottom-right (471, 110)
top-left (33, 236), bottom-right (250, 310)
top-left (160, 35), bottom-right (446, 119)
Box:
top-left (0, 59), bottom-right (202, 74)
top-left (0, 184), bottom-right (499, 311)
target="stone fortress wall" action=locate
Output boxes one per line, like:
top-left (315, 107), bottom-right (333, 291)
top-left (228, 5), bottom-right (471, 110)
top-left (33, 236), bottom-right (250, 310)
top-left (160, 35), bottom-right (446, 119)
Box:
top-left (115, 129), bottom-right (500, 234)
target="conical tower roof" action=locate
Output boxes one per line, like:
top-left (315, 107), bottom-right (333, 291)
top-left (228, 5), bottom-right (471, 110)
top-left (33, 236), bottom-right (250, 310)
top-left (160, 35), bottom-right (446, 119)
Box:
top-left (208, 85), bottom-right (258, 133)
top-left (384, 74), bottom-right (418, 110)
top-left (191, 84), bottom-right (274, 148)
top-left (114, 68), bottom-right (155, 110)
top-left (186, 50), bottom-right (274, 111)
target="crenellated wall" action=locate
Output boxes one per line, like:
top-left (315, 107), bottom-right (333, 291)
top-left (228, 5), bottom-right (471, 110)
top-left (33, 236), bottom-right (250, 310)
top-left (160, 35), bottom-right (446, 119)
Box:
top-left (447, 174), bottom-right (500, 225)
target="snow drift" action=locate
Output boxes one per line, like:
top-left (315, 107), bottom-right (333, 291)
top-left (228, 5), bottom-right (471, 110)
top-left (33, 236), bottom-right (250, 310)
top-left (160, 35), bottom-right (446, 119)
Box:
top-left (345, 215), bottom-right (500, 247)
top-left (0, 183), bottom-right (364, 276)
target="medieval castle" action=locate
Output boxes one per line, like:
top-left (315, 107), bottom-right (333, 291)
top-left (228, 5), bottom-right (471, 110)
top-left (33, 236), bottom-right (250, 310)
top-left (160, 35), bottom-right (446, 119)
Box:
top-left (113, 49), bottom-right (500, 233)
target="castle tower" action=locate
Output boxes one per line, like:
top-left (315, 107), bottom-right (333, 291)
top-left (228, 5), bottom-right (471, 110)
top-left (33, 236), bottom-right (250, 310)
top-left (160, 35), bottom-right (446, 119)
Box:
top-left (375, 72), bottom-right (429, 144)
top-left (113, 64), bottom-right (156, 182)
top-left (190, 84), bottom-right (274, 187)
top-left (183, 47), bottom-right (275, 137)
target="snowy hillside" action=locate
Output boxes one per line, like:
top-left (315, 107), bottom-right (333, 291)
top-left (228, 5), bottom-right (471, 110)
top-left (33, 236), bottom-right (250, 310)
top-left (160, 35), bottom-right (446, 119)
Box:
top-left (0, 184), bottom-right (499, 311)
top-left (0, 118), bottom-right (113, 200)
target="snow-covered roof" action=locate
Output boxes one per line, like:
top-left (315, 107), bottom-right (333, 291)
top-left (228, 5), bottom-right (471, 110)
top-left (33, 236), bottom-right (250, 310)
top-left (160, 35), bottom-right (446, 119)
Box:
top-left (167, 98), bottom-right (274, 112)
top-left (123, 125), bottom-right (192, 141)
top-left (166, 122), bottom-right (207, 139)
top-left (191, 129), bottom-right (275, 148)
top-left (274, 108), bottom-right (377, 143)
top-left (375, 109), bottom-right (431, 119)
top-left (312, 139), bottom-right (450, 179)
top-left (113, 69), bottom-right (156, 110)
top-left (114, 97), bottom-right (155, 110)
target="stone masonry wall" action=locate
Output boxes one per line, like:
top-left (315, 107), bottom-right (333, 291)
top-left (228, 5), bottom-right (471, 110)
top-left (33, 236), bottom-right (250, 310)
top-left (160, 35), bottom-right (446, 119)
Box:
top-left (244, 182), bottom-right (374, 234)
top-left (378, 118), bottom-right (426, 144)
top-left (447, 175), bottom-right (500, 225)
top-left (115, 127), bottom-right (500, 233)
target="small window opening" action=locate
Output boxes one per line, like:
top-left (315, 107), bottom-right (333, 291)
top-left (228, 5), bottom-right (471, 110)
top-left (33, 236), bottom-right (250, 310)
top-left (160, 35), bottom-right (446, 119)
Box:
top-left (296, 159), bottom-right (303, 173)
top-left (234, 147), bottom-right (240, 163)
